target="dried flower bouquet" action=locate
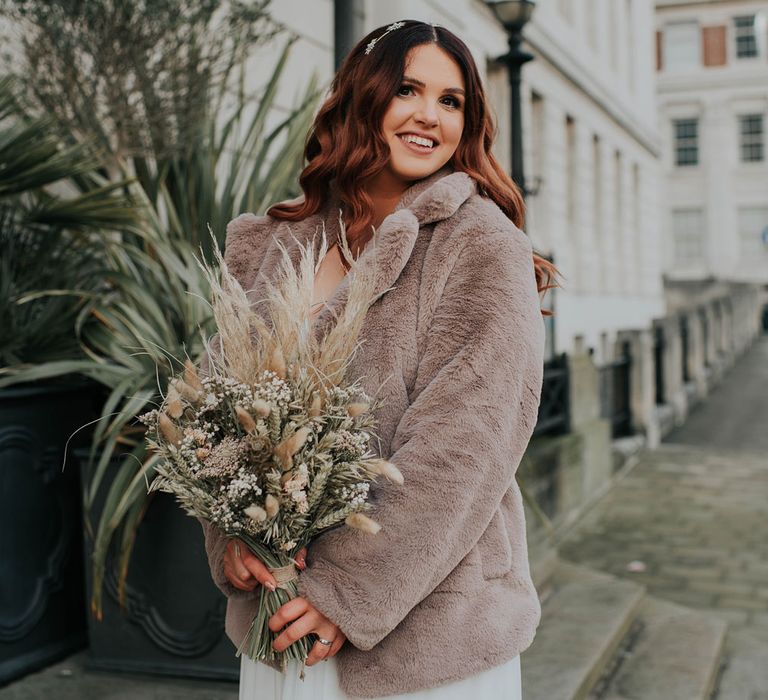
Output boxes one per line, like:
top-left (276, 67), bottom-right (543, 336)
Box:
top-left (139, 222), bottom-right (403, 674)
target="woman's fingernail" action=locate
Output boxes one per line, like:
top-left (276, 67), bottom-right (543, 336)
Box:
top-left (266, 582), bottom-right (276, 592)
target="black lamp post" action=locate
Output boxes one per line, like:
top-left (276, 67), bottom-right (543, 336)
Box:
top-left (484, 0), bottom-right (537, 199)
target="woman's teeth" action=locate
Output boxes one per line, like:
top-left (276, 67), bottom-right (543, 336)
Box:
top-left (398, 134), bottom-right (436, 151)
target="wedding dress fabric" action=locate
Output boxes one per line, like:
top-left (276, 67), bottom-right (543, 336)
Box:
top-left (238, 652), bottom-right (522, 699)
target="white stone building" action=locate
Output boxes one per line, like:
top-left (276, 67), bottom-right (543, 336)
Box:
top-left (656, 0), bottom-right (768, 287)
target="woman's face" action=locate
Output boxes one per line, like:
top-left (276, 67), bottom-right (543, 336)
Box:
top-left (379, 44), bottom-right (465, 188)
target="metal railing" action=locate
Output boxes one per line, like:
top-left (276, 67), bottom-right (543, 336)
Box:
top-left (533, 353), bottom-right (570, 437)
top-left (654, 326), bottom-right (665, 405)
top-left (599, 343), bottom-right (632, 438)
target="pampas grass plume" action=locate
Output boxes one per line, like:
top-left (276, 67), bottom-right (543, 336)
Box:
top-left (345, 513), bottom-right (381, 534)
top-left (173, 378), bottom-right (201, 403)
top-left (166, 384), bottom-right (183, 419)
top-left (245, 505), bottom-right (267, 522)
top-left (368, 458), bottom-right (404, 485)
top-left (184, 358), bottom-right (204, 392)
top-left (265, 494), bottom-right (279, 518)
top-left (158, 412), bottom-right (182, 445)
top-left (308, 393), bottom-right (322, 417)
top-left (346, 401), bottom-right (369, 417)
top-left (252, 399), bottom-right (271, 418)
top-left (268, 344), bottom-right (286, 379)
top-left (236, 405), bottom-right (256, 433)
top-left (275, 426), bottom-right (312, 470)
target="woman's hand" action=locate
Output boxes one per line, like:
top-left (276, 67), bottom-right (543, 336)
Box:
top-left (223, 539), bottom-right (307, 592)
top-left (269, 597), bottom-right (347, 666)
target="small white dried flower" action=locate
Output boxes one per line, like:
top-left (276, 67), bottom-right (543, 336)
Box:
top-left (345, 513), bottom-right (381, 535)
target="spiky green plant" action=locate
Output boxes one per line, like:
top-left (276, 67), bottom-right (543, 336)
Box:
top-left (0, 42), bottom-right (320, 616)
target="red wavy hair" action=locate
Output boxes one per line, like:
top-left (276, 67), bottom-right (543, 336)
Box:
top-left (267, 19), bottom-right (558, 308)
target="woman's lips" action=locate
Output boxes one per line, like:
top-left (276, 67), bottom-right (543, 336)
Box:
top-left (397, 134), bottom-right (437, 154)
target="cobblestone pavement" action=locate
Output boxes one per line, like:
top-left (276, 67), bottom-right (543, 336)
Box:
top-left (560, 337), bottom-right (768, 644)
top-left (559, 444), bottom-right (768, 641)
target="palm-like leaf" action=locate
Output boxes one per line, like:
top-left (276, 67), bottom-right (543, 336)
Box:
top-left (0, 47), bottom-right (321, 615)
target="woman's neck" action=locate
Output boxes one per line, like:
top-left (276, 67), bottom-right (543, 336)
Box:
top-left (364, 169), bottom-right (410, 230)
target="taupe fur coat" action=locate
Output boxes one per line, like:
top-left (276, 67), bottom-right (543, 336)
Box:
top-left (200, 166), bottom-right (545, 697)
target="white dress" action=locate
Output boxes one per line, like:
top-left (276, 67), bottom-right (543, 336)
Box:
top-left (238, 653), bottom-right (522, 699)
top-left (238, 244), bottom-right (523, 698)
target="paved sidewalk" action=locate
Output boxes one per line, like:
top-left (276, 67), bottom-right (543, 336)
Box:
top-left (667, 335), bottom-right (768, 452)
top-left (0, 652), bottom-right (238, 699)
top-left (560, 337), bottom-right (768, 644)
top-left (560, 444), bottom-right (768, 642)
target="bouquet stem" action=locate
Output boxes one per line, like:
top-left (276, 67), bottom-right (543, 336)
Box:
top-left (235, 547), bottom-right (313, 677)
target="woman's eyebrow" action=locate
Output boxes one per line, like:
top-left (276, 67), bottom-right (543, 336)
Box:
top-left (402, 75), bottom-right (465, 96)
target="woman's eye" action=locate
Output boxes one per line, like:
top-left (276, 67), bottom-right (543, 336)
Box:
top-left (397, 84), bottom-right (414, 96)
top-left (441, 96), bottom-right (461, 109)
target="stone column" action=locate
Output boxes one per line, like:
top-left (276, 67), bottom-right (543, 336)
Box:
top-left (687, 310), bottom-right (708, 401)
top-left (567, 346), bottom-right (612, 492)
top-left (617, 328), bottom-right (660, 448)
top-left (660, 316), bottom-right (687, 424)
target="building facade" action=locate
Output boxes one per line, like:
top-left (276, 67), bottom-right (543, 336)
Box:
top-left (656, 0), bottom-right (768, 287)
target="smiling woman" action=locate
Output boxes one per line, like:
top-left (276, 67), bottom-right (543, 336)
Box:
top-left (203, 18), bottom-right (554, 700)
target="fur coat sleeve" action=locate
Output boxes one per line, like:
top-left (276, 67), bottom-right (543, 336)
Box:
top-left (297, 224), bottom-right (545, 650)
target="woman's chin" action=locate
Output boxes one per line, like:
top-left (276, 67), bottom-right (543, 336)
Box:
top-left (391, 161), bottom-right (448, 182)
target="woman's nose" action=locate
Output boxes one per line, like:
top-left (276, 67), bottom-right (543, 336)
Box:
top-left (414, 102), bottom-right (438, 127)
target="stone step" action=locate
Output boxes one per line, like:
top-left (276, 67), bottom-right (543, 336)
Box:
top-left (590, 596), bottom-right (726, 700)
top-left (711, 628), bottom-right (768, 700)
top-left (522, 560), bottom-right (646, 700)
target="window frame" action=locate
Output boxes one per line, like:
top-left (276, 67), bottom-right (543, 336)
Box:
top-left (673, 117), bottom-right (700, 167)
top-left (733, 14), bottom-right (760, 59)
top-left (738, 113), bottom-right (764, 163)
top-left (662, 20), bottom-right (701, 71)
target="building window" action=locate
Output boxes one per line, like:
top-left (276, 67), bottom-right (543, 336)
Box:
top-left (671, 208), bottom-right (705, 266)
top-left (733, 15), bottom-right (759, 58)
top-left (663, 21), bottom-right (700, 69)
top-left (673, 118), bottom-right (699, 166)
top-left (739, 114), bottom-right (764, 162)
top-left (737, 207), bottom-right (768, 262)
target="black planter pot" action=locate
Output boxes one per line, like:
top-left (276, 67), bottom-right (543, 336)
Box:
top-left (77, 449), bottom-right (238, 681)
top-left (0, 379), bottom-right (103, 685)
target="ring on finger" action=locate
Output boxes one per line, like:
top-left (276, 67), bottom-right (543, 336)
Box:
top-left (317, 638), bottom-right (333, 647)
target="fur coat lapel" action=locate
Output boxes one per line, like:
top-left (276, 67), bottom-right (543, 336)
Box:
top-left (246, 166), bottom-right (477, 342)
